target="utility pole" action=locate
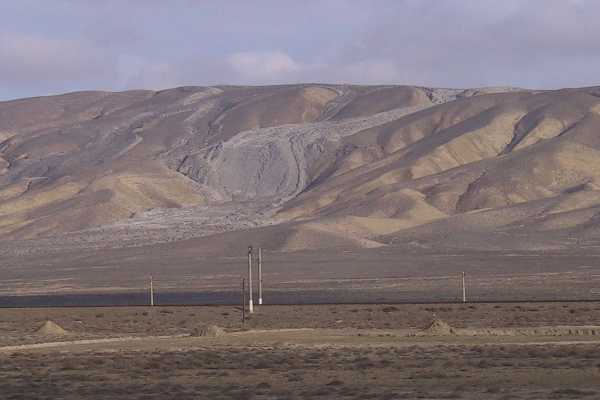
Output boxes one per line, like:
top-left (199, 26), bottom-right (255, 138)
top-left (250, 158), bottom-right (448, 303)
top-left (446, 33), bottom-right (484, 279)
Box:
top-left (150, 275), bottom-right (155, 307)
top-left (241, 278), bottom-right (246, 326)
top-left (258, 247), bottom-right (263, 305)
top-left (461, 271), bottom-right (466, 303)
top-left (248, 246), bottom-right (254, 313)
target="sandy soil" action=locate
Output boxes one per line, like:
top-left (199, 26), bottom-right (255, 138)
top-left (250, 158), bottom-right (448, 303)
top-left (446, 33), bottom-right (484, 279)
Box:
top-left (3, 302), bottom-right (600, 346)
top-left (3, 303), bottom-right (600, 399)
top-left (2, 330), bottom-right (600, 399)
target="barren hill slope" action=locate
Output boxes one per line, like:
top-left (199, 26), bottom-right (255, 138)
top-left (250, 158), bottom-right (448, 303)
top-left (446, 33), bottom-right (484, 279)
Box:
top-left (1, 84), bottom-right (600, 255)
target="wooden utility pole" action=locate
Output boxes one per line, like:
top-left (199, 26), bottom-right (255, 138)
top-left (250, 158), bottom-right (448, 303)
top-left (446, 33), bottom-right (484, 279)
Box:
top-left (258, 247), bottom-right (263, 305)
top-left (248, 246), bottom-right (254, 313)
top-left (241, 278), bottom-right (246, 326)
top-left (150, 275), bottom-right (155, 307)
top-left (461, 271), bottom-right (466, 303)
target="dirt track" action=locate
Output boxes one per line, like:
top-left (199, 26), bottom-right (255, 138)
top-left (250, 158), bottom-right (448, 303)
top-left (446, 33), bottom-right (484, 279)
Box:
top-left (4, 327), bottom-right (600, 354)
top-left (3, 324), bottom-right (600, 399)
top-left (4, 303), bottom-right (600, 399)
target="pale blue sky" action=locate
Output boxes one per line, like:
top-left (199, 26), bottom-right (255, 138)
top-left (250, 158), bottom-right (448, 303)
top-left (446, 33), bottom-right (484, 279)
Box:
top-left (1, 0), bottom-right (599, 100)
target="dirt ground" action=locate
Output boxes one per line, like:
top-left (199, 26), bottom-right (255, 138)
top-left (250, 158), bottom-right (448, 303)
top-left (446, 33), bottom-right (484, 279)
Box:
top-left (4, 247), bottom-right (600, 304)
top-left (3, 303), bottom-right (600, 399)
top-left (3, 340), bottom-right (600, 400)
top-left (3, 302), bottom-right (600, 344)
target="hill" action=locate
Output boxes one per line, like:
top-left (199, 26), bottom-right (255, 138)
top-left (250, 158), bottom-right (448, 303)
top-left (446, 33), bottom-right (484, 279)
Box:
top-left (1, 83), bottom-right (600, 256)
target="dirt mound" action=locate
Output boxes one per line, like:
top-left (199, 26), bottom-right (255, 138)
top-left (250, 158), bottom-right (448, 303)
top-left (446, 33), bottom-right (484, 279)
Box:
top-left (192, 325), bottom-right (225, 337)
top-left (425, 318), bottom-right (455, 336)
top-left (36, 320), bottom-right (68, 336)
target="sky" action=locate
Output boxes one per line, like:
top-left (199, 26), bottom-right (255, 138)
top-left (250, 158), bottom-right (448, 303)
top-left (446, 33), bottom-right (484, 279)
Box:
top-left (1, 0), bottom-right (599, 100)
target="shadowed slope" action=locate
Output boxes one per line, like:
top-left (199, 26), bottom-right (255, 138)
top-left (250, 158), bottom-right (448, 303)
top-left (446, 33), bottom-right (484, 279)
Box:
top-left (1, 84), bottom-right (600, 253)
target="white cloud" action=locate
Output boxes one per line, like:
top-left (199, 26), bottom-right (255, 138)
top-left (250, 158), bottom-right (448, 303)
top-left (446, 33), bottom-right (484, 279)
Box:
top-left (226, 51), bottom-right (301, 81)
top-left (339, 0), bottom-right (600, 88)
top-left (116, 55), bottom-right (179, 90)
top-left (3, 0), bottom-right (600, 99)
top-left (336, 60), bottom-right (401, 84)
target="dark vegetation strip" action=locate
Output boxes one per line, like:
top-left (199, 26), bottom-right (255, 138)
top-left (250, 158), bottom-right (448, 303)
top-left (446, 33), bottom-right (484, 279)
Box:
top-left (2, 290), bottom-right (600, 308)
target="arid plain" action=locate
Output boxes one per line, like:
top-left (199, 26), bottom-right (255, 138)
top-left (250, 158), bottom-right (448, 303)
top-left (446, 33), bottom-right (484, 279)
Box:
top-left (3, 303), bottom-right (600, 399)
top-left (3, 84), bottom-right (600, 398)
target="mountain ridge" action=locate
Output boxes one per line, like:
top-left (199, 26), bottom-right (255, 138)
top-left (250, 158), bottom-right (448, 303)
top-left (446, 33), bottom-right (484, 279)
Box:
top-left (1, 83), bottom-right (600, 255)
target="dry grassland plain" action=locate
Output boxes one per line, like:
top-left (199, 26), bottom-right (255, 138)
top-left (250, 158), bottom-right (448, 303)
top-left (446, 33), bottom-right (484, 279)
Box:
top-left (2, 303), bottom-right (600, 399)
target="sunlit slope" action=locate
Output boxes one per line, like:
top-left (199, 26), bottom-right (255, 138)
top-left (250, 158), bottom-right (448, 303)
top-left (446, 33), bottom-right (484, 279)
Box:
top-left (277, 87), bottom-right (600, 250)
top-left (1, 84), bottom-right (600, 251)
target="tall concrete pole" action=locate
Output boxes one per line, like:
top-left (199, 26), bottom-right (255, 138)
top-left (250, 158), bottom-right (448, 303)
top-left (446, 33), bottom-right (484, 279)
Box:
top-left (258, 247), bottom-right (263, 305)
top-left (248, 246), bottom-right (254, 313)
top-left (241, 278), bottom-right (246, 326)
top-left (150, 275), bottom-right (155, 307)
top-left (461, 271), bottom-right (466, 303)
